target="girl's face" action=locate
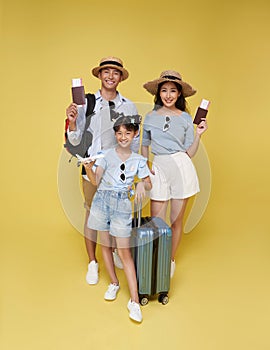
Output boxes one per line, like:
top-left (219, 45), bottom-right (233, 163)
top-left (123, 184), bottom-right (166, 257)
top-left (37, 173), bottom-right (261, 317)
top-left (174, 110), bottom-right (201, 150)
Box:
top-left (115, 125), bottom-right (136, 149)
top-left (159, 82), bottom-right (181, 108)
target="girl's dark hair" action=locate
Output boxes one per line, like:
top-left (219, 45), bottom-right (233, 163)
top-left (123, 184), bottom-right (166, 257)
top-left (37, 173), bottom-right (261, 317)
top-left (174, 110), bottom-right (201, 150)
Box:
top-left (113, 113), bottom-right (141, 133)
top-left (153, 81), bottom-right (187, 112)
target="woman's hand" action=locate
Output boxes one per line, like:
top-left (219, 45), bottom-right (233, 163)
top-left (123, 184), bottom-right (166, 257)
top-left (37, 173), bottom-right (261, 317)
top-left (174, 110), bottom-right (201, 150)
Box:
top-left (196, 118), bottom-right (208, 136)
top-left (187, 118), bottom-right (208, 157)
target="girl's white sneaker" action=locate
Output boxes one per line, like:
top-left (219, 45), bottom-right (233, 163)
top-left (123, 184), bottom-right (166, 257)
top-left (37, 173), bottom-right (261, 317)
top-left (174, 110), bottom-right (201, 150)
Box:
top-left (127, 299), bottom-right (143, 323)
top-left (170, 260), bottom-right (176, 278)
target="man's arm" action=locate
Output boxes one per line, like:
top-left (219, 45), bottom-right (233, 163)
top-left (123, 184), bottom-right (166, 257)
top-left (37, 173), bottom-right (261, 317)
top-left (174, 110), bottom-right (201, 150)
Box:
top-left (66, 103), bottom-right (87, 146)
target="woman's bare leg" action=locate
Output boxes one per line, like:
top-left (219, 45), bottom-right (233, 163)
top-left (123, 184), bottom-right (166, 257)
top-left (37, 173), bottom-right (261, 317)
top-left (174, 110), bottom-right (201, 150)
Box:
top-left (151, 199), bottom-right (168, 221)
top-left (170, 198), bottom-right (188, 260)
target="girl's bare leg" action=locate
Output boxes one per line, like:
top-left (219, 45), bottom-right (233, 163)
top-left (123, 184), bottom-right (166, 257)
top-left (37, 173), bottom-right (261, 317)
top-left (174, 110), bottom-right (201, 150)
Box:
top-left (116, 237), bottom-right (138, 303)
top-left (100, 231), bottom-right (118, 285)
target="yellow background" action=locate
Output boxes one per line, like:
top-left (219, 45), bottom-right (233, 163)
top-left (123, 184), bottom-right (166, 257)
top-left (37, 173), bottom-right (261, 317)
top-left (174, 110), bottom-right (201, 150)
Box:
top-left (1, 0), bottom-right (270, 349)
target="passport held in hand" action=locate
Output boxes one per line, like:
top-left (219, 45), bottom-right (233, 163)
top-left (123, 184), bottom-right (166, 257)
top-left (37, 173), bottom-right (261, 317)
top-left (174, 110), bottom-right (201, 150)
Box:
top-left (71, 78), bottom-right (85, 105)
top-left (193, 99), bottom-right (210, 125)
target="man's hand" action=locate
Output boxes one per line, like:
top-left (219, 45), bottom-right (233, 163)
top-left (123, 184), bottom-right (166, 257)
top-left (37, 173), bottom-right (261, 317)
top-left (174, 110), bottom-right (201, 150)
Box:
top-left (66, 103), bottom-right (78, 131)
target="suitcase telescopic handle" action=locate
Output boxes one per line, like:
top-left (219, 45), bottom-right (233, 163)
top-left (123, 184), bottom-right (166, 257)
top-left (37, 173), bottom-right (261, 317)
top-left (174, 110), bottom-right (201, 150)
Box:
top-left (134, 200), bottom-right (142, 228)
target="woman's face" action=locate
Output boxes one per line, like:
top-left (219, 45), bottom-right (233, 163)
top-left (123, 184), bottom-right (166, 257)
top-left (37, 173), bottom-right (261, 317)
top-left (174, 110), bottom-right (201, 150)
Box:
top-left (159, 82), bottom-right (181, 108)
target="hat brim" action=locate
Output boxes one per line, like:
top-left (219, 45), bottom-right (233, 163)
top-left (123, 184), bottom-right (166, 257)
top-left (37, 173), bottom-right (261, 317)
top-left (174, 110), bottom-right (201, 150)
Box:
top-left (143, 77), bottom-right (196, 97)
top-left (92, 64), bottom-right (129, 81)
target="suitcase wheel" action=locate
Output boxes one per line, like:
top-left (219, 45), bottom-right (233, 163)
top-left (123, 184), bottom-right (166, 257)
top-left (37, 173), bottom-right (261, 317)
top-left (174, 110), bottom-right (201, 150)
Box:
top-left (158, 293), bottom-right (169, 305)
top-left (139, 296), bottom-right (149, 306)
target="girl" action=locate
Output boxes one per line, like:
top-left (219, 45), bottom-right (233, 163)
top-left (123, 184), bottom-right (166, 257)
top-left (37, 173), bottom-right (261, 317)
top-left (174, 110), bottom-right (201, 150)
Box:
top-left (84, 114), bottom-right (152, 323)
top-left (141, 70), bottom-right (208, 278)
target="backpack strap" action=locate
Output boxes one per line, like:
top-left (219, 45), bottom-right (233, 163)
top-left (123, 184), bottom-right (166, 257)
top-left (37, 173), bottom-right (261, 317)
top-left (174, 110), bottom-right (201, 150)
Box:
top-left (85, 93), bottom-right (96, 117)
top-left (79, 93), bottom-right (96, 173)
top-left (83, 93), bottom-right (96, 145)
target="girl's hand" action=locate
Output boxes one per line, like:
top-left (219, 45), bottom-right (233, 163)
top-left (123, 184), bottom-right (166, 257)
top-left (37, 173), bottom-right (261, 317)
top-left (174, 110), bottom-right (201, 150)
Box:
top-left (196, 118), bottom-right (208, 136)
top-left (83, 160), bottom-right (96, 169)
top-left (135, 182), bottom-right (146, 203)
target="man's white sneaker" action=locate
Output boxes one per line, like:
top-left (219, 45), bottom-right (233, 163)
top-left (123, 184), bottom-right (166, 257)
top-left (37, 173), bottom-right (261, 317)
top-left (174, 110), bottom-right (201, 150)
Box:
top-left (104, 283), bottom-right (120, 301)
top-left (113, 249), bottom-right (123, 269)
top-left (86, 260), bottom-right (99, 285)
top-left (127, 299), bottom-right (143, 323)
top-left (170, 260), bottom-right (176, 278)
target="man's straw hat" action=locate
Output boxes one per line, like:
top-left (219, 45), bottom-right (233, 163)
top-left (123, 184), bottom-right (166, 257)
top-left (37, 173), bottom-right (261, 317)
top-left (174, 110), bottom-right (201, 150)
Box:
top-left (92, 56), bottom-right (129, 80)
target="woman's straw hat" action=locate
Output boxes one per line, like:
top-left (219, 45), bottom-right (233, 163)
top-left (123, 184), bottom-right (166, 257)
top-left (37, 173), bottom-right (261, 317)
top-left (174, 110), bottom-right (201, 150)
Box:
top-left (92, 56), bottom-right (129, 80)
top-left (143, 70), bottom-right (196, 97)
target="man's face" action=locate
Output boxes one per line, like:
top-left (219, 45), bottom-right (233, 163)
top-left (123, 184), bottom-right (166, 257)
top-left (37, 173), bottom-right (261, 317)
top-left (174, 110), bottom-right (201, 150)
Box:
top-left (98, 68), bottom-right (122, 90)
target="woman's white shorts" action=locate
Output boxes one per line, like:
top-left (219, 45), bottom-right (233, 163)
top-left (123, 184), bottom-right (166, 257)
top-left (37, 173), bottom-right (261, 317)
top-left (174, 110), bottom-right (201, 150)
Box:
top-left (149, 151), bottom-right (200, 200)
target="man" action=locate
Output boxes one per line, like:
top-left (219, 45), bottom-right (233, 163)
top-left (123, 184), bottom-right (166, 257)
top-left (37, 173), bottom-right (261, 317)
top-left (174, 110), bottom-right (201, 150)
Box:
top-left (66, 56), bottom-right (138, 285)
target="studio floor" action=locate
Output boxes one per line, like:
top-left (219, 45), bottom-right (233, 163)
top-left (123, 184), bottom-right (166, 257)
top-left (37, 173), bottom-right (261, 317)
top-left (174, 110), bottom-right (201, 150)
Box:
top-left (1, 193), bottom-right (270, 350)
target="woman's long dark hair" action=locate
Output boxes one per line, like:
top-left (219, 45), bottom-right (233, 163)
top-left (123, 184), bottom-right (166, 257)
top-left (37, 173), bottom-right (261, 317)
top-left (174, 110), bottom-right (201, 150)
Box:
top-left (153, 81), bottom-right (187, 112)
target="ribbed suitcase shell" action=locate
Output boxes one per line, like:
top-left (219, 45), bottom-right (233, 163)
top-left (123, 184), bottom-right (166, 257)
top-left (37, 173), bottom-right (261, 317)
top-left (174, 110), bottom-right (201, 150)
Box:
top-left (132, 216), bottom-right (172, 304)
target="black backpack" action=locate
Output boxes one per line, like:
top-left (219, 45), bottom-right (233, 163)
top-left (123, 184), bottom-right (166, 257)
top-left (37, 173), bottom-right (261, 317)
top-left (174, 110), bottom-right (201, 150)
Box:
top-left (64, 93), bottom-right (96, 159)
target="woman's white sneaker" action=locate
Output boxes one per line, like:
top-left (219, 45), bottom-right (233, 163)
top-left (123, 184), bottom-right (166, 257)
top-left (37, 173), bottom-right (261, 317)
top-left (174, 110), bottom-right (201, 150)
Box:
top-left (127, 299), bottom-right (143, 323)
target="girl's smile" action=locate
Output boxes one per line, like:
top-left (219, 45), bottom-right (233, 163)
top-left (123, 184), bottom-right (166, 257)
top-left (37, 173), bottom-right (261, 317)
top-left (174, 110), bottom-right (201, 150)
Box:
top-left (115, 125), bottom-right (136, 149)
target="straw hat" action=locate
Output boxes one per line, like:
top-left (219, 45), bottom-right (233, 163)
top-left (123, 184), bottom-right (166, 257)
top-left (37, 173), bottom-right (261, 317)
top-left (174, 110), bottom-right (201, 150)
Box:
top-left (143, 70), bottom-right (196, 97)
top-left (92, 56), bottom-right (129, 80)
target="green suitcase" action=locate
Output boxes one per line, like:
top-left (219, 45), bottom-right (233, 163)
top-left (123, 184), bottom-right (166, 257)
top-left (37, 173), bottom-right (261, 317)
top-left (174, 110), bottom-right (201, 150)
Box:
top-left (132, 210), bottom-right (172, 305)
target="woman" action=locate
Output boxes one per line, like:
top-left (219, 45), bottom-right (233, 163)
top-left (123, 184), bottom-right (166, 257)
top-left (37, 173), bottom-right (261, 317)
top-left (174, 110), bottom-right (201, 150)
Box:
top-left (141, 70), bottom-right (208, 278)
